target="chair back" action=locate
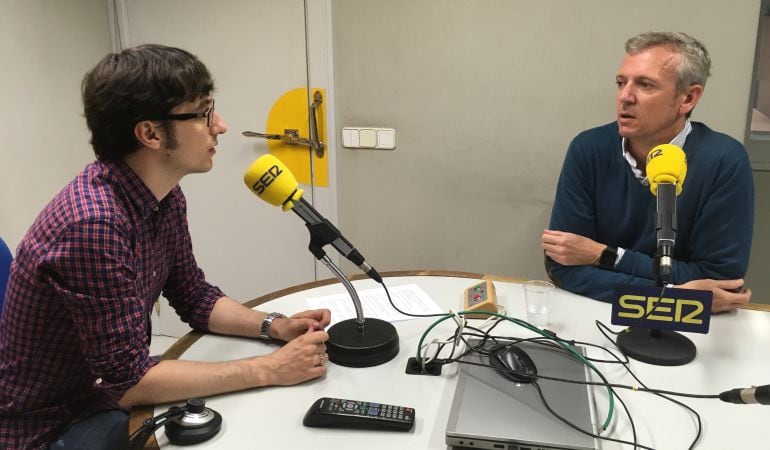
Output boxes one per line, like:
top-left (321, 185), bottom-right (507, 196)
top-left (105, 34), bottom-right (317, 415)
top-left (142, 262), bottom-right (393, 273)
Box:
top-left (0, 237), bottom-right (12, 313)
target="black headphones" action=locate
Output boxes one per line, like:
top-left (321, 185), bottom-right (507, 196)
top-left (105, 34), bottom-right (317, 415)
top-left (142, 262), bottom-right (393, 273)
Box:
top-left (127, 398), bottom-right (222, 449)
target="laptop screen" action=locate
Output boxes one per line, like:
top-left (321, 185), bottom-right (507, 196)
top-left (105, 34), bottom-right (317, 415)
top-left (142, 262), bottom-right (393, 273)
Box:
top-left (445, 339), bottom-right (597, 450)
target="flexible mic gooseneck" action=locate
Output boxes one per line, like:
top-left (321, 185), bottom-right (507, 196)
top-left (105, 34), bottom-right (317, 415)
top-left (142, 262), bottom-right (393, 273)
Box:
top-left (242, 154), bottom-right (398, 368)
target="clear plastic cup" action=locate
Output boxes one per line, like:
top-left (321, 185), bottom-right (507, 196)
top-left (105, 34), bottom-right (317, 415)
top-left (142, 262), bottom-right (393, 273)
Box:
top-left (523, 280), bottom-right (554, 326)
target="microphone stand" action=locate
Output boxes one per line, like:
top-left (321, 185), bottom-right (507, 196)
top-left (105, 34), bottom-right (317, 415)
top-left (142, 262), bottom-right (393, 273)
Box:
top-left (616, 184), bottom-right (696, 366)
top-left (306, 227), bottom-right (399, 368)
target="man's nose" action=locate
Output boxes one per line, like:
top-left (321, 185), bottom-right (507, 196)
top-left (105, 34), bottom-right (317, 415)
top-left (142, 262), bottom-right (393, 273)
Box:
top-left (618, 85), bottom-right (635, 104)
top-left (211, 111), bottom-right (228, 134)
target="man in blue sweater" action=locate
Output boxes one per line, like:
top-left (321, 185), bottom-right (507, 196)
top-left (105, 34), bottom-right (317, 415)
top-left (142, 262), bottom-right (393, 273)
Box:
top-left (541, 31), bottom-right (754, 313)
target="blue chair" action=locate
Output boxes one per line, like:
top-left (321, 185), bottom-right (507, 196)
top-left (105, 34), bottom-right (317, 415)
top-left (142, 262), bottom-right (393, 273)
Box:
top-left (0, 237), bottom-right (12, 314)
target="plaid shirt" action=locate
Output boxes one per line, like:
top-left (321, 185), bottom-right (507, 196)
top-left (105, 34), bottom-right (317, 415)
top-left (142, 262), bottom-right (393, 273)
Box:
top-left (0, 160), bottom-right (224, 449)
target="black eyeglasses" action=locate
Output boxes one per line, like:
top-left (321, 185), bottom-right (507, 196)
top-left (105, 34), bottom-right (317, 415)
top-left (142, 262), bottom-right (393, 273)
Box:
top-left (150, 99), bottom-right (215, 127)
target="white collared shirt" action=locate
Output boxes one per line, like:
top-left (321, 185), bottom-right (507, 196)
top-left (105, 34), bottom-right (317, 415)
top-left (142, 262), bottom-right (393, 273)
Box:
top-left (621, 119), bottom-right (692, 185)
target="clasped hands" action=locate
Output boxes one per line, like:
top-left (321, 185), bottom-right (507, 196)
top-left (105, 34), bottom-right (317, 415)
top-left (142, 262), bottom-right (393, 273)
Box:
top-left (261, 308), bottom-right (332, 385)
top-left (540, 229), bottom-right (751, 313)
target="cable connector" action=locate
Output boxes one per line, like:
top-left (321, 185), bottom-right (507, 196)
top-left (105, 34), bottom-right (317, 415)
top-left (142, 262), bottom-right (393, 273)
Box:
top-left (719, 385), bottom-right (770, 405)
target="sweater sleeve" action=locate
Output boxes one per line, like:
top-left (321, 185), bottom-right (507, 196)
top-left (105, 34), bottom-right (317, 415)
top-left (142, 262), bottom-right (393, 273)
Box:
top-left (546, 137), bottom-right (656, 303)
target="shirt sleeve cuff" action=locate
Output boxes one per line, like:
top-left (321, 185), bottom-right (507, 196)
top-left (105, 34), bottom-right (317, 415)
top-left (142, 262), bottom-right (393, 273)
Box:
top-left (615, 247), bottom-right (626, 267)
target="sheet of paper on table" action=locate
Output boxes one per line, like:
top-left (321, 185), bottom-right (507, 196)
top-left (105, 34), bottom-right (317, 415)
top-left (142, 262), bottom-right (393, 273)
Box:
top-left (306, 283), bottom-right (445, 327)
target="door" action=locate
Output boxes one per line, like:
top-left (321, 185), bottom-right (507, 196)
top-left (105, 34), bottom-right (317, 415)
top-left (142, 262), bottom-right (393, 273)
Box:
top-left (115, 0), bottom-right (336, 337)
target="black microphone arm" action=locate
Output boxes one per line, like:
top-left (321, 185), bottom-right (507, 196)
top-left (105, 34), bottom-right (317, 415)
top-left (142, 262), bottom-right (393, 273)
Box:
top-left (655, 182), bottom-right (677, 285)
top-left (288, 194), bottom-right (382, 283)
top-left (719, 385), bottom-right (770, 405)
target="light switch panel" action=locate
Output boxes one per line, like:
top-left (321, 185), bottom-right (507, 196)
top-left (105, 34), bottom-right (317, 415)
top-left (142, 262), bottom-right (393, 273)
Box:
top-left (342, 127), bottom-right (396, 150)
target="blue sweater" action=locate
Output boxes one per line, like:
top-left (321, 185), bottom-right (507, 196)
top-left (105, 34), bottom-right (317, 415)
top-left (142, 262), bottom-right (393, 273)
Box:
top-left (546, 122), bottom-right (754, 303)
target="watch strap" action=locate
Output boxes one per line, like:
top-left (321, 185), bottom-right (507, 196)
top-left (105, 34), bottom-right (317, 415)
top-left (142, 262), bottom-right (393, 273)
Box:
top-left (259, 312), bottom-right (287, 340)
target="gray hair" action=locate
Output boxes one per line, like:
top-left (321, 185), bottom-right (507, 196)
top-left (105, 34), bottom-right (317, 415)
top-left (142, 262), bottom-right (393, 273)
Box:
top-left (625, 31), bottom-right (711, 92)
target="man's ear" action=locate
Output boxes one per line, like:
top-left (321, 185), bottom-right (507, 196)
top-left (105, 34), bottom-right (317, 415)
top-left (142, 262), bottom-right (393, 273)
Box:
top-left (134, 120), bottom-right (163, 149)
top-left (679, 84), bottom-right (704, 116)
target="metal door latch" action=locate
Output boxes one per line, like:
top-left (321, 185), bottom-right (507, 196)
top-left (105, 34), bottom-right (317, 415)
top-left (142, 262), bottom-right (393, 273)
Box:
top-left (242, 91), bottom-right (325, 158)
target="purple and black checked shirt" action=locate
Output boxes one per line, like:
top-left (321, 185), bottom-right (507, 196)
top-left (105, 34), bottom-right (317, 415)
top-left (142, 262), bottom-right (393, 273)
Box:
top-left (0, 160), bottom-right (225, 449)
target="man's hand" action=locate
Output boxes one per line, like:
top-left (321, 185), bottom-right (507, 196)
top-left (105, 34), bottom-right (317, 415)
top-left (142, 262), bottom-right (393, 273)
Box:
top-left (270, 309), bottom-right (331, 342)
top-left (541, 229), bottom-right (605, 266)
top-left (260, 328), bottom-right (330, 386)
top-left (676, 279), bottom-right (751, 313)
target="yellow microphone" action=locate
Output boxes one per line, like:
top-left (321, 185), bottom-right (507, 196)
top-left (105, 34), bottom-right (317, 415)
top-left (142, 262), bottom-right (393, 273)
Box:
top-left (244, 154), bottom-right (382, 283)
top-left (646, 143), bottom-right (687, 196)
top-left (645, 144), bottom-right (687, 285)
top-left (244, 154), bottom-right (303, 211)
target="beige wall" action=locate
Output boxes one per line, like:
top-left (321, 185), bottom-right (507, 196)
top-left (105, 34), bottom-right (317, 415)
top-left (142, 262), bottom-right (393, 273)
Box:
top-left (1, 1), bottom-right (766, 305)
top-left (0, 1), bottom-right (111, 249)
top-left (332, 0), bottom-right (769, 302)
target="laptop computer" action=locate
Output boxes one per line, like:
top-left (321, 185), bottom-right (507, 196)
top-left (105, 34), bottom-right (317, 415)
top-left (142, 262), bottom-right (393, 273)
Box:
top-left (445, 339), bottom-right (598, 450)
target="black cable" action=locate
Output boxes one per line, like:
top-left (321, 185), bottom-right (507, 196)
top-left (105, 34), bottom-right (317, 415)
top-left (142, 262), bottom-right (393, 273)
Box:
top-left (127, 406), bottom-right (184, 450)
top-left (596, 326), bottom-right (705, 449)
top-left (592, 284), bottom-right (671, 342)
top-left (619, 360), bottom-right (705, 449)
top-left (448, 331), bottom-right (713, 398)
top-left (381, 281), bottom-right (448, 317)
top-left (596, 319), bottom-right (623, 336)
top-left (640, 284), bottom-right (670, 321)
top-left (604, 381), bottom-right (642, 450)
top-left (532, 381), bottom-right (654, 450)
top-left (452, 356), bottom-right (645, 449)
top-left (408, 292), bottom-right (705, 447)
top-left (452, 330), bottom-right (711, 449)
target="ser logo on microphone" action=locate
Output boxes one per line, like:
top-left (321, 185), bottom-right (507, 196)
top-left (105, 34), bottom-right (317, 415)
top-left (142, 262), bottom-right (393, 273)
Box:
top-left (646, 147), bottom-right (664, 163)
top-left (251, 164), bottom-right (283, 195)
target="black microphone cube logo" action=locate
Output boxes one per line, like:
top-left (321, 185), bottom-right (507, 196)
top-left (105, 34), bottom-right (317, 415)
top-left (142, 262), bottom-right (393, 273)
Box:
top-left (252, 164), bottom-right (283, 196)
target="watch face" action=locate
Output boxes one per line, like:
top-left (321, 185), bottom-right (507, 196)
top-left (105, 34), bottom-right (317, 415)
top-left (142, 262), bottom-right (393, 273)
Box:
top-left (600, 247), bottom-right (617, 269)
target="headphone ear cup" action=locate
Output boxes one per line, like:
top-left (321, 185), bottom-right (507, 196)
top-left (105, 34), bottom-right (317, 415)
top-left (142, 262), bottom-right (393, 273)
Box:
top-left (165, 407), bottom-right (222, 445)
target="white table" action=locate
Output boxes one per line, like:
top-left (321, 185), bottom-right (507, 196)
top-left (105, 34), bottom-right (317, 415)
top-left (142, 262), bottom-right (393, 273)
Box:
top-left (136, 271), bottom-right (770, 449)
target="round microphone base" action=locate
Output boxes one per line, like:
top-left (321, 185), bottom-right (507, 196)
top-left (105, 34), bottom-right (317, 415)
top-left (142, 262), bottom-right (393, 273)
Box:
top-left (326, 318), bottom-right (399, 368)
top-left (616, 327), bottom-right (696, 366)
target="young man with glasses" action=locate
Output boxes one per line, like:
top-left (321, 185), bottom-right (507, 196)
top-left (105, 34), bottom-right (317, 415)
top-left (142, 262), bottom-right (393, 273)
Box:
top-left (0, 44), bottom-right (331, 449)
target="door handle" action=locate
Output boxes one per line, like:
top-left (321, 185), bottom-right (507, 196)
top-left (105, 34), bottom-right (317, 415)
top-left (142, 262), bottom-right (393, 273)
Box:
top-left (242, 90), bottom-right (325, 158)
top-left (242, 128), bottom-right (325, 154)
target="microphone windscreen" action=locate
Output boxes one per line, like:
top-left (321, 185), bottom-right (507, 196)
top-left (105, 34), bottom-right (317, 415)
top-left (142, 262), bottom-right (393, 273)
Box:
top-left (646, 144), bottom-right (687, 196)
top-left (244, 154), bottom-right (304, 211)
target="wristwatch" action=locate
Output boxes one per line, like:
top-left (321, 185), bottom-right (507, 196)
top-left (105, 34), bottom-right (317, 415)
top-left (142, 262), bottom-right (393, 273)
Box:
top-left (259, 312), bottom-right (287, 340)
top-left (598, 246), bottom-right (618, 270)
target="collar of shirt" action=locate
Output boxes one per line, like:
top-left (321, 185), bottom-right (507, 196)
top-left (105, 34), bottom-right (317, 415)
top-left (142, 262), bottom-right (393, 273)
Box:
top-left (100, 160), bottom-right (164, 220)
top-left (621, 119), bottom-right (692, 185)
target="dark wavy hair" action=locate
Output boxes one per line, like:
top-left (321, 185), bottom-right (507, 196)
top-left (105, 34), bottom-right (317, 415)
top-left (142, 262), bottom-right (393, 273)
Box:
top-left (81, 44), bottom-right (214, 161)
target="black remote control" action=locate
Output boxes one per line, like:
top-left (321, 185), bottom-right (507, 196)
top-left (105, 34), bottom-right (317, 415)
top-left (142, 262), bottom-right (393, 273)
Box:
top-left (302, 397), bottom-right (415, 431)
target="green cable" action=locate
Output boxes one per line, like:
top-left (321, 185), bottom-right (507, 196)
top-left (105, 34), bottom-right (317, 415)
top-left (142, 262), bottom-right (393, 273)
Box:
top-left (414, 310), bottom-right (615, 430)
